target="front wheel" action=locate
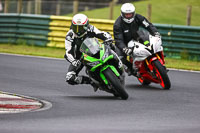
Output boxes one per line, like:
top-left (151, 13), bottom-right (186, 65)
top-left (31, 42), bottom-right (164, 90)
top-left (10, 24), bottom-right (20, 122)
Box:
top-left (152, 60), bottom-right (171, 89)
top-left (103, 68), bottom-right (129, 100)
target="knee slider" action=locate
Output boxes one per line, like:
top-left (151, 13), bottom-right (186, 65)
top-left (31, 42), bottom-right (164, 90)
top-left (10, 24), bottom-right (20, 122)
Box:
top-left (66, 71), bottom-right (77, 85)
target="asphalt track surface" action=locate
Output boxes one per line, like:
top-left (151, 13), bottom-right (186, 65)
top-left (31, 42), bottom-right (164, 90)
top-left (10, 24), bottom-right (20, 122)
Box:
top-left (0, 53), bottom-right (200, 133)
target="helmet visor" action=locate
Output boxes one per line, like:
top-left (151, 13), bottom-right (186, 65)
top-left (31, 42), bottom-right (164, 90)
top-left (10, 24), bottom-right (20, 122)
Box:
top-left (122, 12), bottom-right (135, 19)
top-left (72, 24), bottom-right (87, 36)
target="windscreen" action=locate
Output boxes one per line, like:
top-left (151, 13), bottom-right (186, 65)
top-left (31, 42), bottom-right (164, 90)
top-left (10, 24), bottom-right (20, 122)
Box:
top-left (80, 38), bottom-right (100, 56)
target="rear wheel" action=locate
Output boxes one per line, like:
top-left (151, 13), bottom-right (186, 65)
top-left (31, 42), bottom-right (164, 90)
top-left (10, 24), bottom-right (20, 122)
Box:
top-left (152, 60), bottom-right (171, 89)
top-left (103, 68), bottom-right (129, 100)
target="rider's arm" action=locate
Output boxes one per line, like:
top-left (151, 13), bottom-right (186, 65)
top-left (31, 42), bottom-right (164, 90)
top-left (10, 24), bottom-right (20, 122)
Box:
top-left (113, 20), bottom-right (127, 50)
top-left (136, 14), bottom-right (159, 36)
top-left (65, 30), bottom-right (76, 64)
top-left (88, 25), bottom-right (112, 41)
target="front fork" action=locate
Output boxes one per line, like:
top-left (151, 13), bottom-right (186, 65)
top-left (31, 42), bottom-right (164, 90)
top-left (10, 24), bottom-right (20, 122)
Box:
top-left (145, 52), bottom-right (165, 72)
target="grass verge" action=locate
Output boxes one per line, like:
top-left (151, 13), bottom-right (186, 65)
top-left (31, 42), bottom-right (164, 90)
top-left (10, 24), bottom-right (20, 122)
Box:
top-left (0, 44), bottom-right (199, 71)
top-left (66, 0), bottom-right (200, 26)
top-left (0, 44), bottom-right (65, 58)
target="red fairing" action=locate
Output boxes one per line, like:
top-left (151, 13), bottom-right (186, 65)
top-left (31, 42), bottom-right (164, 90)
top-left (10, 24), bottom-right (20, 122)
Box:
top-left (135, 61), bottom-right (143, 69)
top-left (129, 57), bottom-right (133, 64)
top-left (138, 60), bottom-right (160, 83)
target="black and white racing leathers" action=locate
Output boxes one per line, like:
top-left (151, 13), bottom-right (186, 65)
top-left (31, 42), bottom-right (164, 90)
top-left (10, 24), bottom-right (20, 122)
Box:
top-left (65, 24), bottom-right (112, 85)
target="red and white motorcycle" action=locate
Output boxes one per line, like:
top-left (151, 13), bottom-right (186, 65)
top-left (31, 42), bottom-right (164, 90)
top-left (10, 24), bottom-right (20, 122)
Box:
top-left (127, 34), bottom-right (171, 89)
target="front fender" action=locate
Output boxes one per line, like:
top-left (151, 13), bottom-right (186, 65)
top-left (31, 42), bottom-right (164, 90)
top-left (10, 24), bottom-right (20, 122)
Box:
top-left (147, 53), bottom-right (164, 71)
top-left (100, 65), bottom-right (120, 85)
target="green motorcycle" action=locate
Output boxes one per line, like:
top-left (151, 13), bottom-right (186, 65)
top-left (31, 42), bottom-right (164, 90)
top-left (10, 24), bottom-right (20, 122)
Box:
top-left (80, 37), bottom-right (129, 100)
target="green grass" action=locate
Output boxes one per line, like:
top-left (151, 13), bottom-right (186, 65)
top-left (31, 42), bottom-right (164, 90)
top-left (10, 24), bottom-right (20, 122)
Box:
top-left (0, 44), bottom-right (200, 71)
top-left (0, 44), bottom-right (65, 58)
top-left (66, 0), bottom-right (200, 26)
top-left (165, 58), bottom-right (200, 71)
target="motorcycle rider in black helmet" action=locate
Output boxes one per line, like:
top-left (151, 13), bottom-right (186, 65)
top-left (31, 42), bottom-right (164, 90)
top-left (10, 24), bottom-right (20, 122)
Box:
top-left (113, 3), bottom-right (161, 76)
top-left (65, 13), bottom-right (117, 89)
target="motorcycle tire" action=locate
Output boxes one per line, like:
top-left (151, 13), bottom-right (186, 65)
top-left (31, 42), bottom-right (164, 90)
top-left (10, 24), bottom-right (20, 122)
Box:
top-left (152, 60), bottom-right (171, 90)
top-left (103, 68), bottom-right (129, 100)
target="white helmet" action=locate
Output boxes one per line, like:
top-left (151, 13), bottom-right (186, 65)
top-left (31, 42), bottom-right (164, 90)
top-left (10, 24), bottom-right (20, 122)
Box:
top-left (121, 3), bottom-right (135, 24)
top-left (72, 14), bottom-right (89, 37)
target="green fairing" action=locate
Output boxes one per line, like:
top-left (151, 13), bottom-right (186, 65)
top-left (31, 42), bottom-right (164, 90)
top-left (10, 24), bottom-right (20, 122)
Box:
top-left (83, 44), bottom-right (114, 72)
top-left (91, 55), bottom-right (114, 72)
top-left (109, 66), bottom-right (120, 77)
top-left (82, 43), bottom-right (119, 84)
top-left (82, 53), bottom-right (99, 62)
top-left (82, 44), bottom-right (104, 63)
top-left (100, 70), bottom-right (108, 84)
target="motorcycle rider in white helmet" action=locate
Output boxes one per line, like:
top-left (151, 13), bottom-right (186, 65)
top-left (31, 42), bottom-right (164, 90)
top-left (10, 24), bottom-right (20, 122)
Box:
top-left (114, 3), bottom-right (161, 76)
top-left (65, 13), bottom-right (116, 89)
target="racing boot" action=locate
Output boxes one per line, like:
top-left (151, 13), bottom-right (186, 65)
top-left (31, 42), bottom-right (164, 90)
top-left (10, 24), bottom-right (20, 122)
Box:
top-left (77, 76), bottom-right (99, 92)
top-left (124, 62), bottom-right (134, 76)
top-left (90, 82), bottom-right (99, 92)
top-left (124, 66), bottom-right (132, 76)
top-left (132, 68), bottom-right (139, 77)
top-left (124, 64), bottom-right (140, 77)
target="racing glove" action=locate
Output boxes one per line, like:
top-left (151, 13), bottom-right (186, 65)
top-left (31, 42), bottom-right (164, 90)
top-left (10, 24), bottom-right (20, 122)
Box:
top-left (123, 47), bottom-right (133, 56)
top-left (72, 60), bottom-right (81, 67)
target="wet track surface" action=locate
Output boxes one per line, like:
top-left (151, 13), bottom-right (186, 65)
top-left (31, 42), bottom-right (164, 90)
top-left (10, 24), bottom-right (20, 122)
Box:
top-left (0, 53), bottom-right (200, 133)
